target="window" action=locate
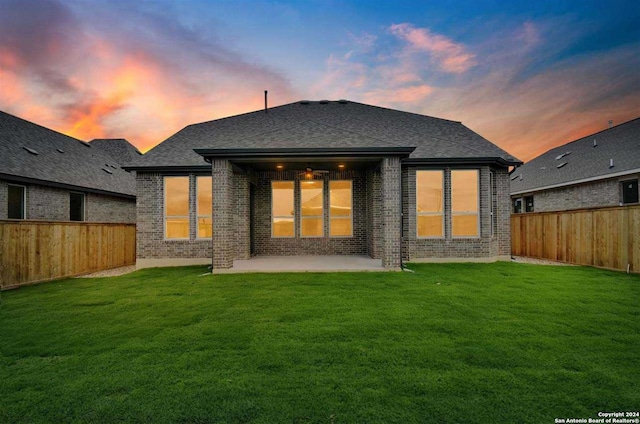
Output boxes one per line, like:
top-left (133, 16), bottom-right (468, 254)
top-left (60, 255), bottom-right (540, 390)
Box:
top-left (272, 181), bottom-right (294, 237)
top-left (164, 176), bottom-right (189, 239)
top-left (329, 180), bottom-right (352, 237)
top-left (525, 196), bottom-right (534, 212)
top-left (416, 170), bottom-right (444, 237)
top-left (197, 176), bottom-right (212, 238)
top-left (513, 198), bottom-right (522, 214)
top-left (8, 185), bottom-right (25, 219)
top-left (451, 170), bottom-right (479, 237)
top-left (69, 192), bottom-right (85, 221)
top-left (300, 180), bottom-right (323, 237)
top-left (621, 179), bottom-right (639, 204)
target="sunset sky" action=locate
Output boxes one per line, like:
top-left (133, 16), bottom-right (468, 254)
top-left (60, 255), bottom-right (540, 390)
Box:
top-left (1, 0), bottom-right (638, 161)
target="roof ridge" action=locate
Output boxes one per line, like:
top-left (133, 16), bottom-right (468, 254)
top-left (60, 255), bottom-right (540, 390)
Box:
top-left (344, 100), bottom-right (462, 124)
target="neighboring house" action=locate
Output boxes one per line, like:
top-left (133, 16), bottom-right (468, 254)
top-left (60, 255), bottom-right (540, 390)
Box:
top-left (90, 138), bottom-right (142, 165)
top-left (510, 118), bottom-right (640, 213)
top-left (0, 111), bottom-right (136, 223)
top-left (124, 100), bottom-right (521, 270)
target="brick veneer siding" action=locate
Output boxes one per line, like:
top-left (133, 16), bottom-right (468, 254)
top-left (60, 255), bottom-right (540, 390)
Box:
top-left (135, 173), bottom-right (212, 260)
top-left (366, 168), bottom-right (381, 259)
top-left (0, 178), bottom-right (134, 222)
top-left (511, 175), bottom-right (638, 213)
top-left (381, 157), bottom-right (402, 268)
top-left (0, 180), bottom-right (7, 218)
top-left (212, 159), bottom-right (234, 268)
top-left (403, 166), bottom-right (511, 260)
top-left (252, 169), bottom-right (369, 256)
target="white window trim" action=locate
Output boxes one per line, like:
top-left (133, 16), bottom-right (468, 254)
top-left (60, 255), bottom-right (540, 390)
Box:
top-left (7, 184), bottom-right (27, 220)
top-left (69, 191), bottom-right (86, 222)
top-left (300, 180), bottom-right (324, 238)
top-left (329, 180), bottom-right (353, 238)
top-left (164, 176), bottom-right (190, 240)
top-left (271, 180), bottom-right (295, 238)
top-left (452, 169), bottom-right (480, 239)
top-left (416, 170), bottom-right (445, 239)
top-left (196, 176), bottom-right (212, 240)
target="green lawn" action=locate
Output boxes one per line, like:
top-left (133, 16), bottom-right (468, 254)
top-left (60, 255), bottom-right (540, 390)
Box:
top-left (1, 263), bottom-right (638, 423)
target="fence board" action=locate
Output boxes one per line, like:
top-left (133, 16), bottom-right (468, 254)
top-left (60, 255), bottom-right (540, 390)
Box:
top-left (511, 205), bottom-right (640, 273)
top-left (0, 221), bottom-right (136, 289)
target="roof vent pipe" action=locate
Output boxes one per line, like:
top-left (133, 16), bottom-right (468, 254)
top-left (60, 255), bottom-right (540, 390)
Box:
top-left (609, 159), bottom-right (614, 168)
top-left (593, 139), bottom-right (597, 147)
top-left (608, 120), bottom-right (613, 128)
top-left (264, 90), bottom-right (268, 113)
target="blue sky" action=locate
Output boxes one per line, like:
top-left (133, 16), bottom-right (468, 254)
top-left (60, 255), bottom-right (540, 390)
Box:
top-left (1, 0), bottom-right (638, 160)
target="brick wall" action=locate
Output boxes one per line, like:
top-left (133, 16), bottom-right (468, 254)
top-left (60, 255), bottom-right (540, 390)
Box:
top-left (0, 180), bottom-right (7, 219)
top-left (0, 178), bottom-right (134, 222)
top-left (512, 176), bottom-right (636, 212)
top-left (253, 169), bottom-right (368, 256)
top-left (403, 166), bottom-right (511, 260)
top-left (136, 173), bottom-right (212, 260)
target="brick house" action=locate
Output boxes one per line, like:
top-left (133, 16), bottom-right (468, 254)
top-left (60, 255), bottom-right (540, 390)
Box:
top-left (125, 100), bottom-right (521, 270)
top-left (0, 111), bottom-right (136, 223)
top-left (510, 117), bottom-right (640, 213)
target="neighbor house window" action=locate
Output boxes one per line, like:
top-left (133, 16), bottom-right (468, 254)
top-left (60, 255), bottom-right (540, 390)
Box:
top-left (69, 192), bottom-right (85, 221)
top-left (416, 170), bottom-right (444, 237)
top-left (272, 181), bottom-right (294, 237)
top-left (300, 180), bottom-right (323, 237)
top-left (164, 176), bottom-right (189, 239)
top-left (524, 195), bottom-right (534, 212)
top-left (621, 179), bottom-right (639, 204)
top-left (329, 180), bottom-right (352, 237)
top-left (451, 170), bottom-right (479, 237)
top-left (513, 198), bottom-right (522, 213)
top-left (197, 176), bottom-right (212, 238)
top-left (7, 184), bottom-right (26, 220)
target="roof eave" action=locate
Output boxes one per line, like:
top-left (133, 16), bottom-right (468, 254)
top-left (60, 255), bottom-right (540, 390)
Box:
top-left (0, 173), bottom-right (135, 199)
top-left (510, 167), bottom-right (640, 196)
top-left (193, 146), bottom-right (417, 159)
top-left (402, 157), bottom-right (522, 167)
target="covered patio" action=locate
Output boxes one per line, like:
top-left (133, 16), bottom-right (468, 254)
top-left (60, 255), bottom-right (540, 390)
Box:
top-left (210, 255), bottom-right (387, 273)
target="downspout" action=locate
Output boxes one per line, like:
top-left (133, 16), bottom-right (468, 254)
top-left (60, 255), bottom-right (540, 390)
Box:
top-left (399, 162), bottom-right (404, 270)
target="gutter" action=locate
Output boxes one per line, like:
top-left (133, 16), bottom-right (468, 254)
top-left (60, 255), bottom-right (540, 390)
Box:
top-left (0, 173), bottom-right (135, 200)
top-left (510, 167), bottom-right (640, 196)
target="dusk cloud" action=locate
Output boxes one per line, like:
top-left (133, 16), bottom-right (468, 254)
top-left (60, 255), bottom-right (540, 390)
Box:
top-left (0, 0), bottom-right (296, 151)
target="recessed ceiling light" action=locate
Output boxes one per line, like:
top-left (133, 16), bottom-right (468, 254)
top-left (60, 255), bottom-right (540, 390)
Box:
top-left (338, 164), bottom-right (345, 169)
top-left (276, 164), bottom-right (284, 170)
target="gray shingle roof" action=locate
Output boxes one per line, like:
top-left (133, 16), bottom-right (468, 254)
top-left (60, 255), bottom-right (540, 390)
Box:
top-left (128, 100), bottom-right (520, 168)
top-left (510, 117), bottom-right (640, 195)
top-left (90, 138), bottom-right (142, 165)
top-left (0, 111), bottom-right (135, 197)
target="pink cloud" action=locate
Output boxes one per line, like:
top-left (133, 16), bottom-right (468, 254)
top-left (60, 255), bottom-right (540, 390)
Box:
top-left (389, 23), bottom-right (476, 73)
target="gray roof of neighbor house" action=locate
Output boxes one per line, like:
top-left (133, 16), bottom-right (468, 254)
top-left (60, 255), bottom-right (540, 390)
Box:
top-left (126, 100), bottom-right (520, 169)
top-left (90, 138), bottom-right (142, 165)
top-left (511, 117), bottom-right (640, 195)
top-left (0, 111), bottom-right (136, 198)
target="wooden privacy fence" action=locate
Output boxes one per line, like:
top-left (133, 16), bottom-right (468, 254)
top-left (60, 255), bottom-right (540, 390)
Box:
top-left (511, 205), bottom-right (640, 273)
top-left (0, 221), bottom-right (136, 290)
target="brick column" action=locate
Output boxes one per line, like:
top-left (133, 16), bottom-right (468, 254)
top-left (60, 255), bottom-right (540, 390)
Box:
top-left (235, 173), bottom-right (251, 260)
top-left (212, 159), bottom-right (234, 268)
top-left (381, 157), bottom-right (402, 269)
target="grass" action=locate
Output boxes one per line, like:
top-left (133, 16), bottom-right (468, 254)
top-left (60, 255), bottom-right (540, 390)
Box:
top-left (0, 262), bottom-right (639, 423)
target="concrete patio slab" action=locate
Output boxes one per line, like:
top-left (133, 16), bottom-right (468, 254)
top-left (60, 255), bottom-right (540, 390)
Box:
top-left (210, 255), bottom-right (387, 273)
